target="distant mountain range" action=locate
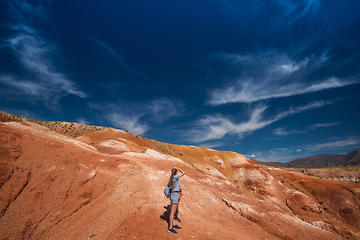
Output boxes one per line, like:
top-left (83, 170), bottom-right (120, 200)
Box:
top-left (254, 147), bottom-right (360, 168)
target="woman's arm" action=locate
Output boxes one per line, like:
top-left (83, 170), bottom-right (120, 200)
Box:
top-left (177, 168), bottom-right (186, 178)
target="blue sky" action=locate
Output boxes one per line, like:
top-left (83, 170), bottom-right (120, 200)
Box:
top-left (1, 0), bottom-right (360, 162)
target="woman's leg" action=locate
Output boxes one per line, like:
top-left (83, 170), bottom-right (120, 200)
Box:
top-left (175, 197), bottom-right (180, 220)
top-left (169, 203), bottom-right (178, 229)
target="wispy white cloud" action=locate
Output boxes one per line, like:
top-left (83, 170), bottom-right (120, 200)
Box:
top-left (305, 137), bottom-right (360, 152)
top-left (90, 97), bottom-right (183, 135)
top-left (186, 100), bottom-right (333, 143)
top-left (308, 122), bottom-right (340, 130)
top-left (106, 112), bottom-right (150, 135)
top-left (149, 98), bottom-right (183, 122)
top-left (90, 103), bottom-right (148, 135)
top-left (7, 0), bottom-right (47, 24)
top-left (245, 137), bottom-right (359, 163)
top-left (76, 118), bottom-right (90, 125)
top-left (245, 148), bottom-right (302, 162)
top-left (207, 51), bottom-right (358, 105)
top-left (187, 104), bottom-right (268, 143)
top-left (273, 0), bottom-right (320, 30)
top-left (245, 151), bottom-right (264, 160)
top-left (274, 100), bottom-right (334, 120)
top-left (0, 75), bottom-right (44, 96)
top-left (0, 0), bottom-right (86, 110)
top-left (92, 38), bottom-right (149, 79)
top-left (273, 121), bottom-right (340, 136)
top-left (196, 141), bottom-right (227, 149)
top-left (218, 0), bottom-right (320, 31)
top-left (273, 128), bottom-right (302, 136)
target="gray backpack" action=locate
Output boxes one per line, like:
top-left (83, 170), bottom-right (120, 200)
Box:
top-left (164, 186), bottom-right (171, 200)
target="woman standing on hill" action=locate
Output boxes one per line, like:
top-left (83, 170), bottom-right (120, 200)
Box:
top-left (168, 167), bottom-right (185, 234)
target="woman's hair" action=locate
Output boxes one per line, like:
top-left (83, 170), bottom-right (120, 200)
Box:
top-left (169, 168), bottom-right (177, 189)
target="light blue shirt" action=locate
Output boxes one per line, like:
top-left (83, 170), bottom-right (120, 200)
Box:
top-left (168, 174), bottom-right (180, 191)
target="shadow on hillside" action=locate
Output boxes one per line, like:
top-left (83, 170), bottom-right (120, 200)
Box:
top-left (160, 205), bottom-right (171, 228)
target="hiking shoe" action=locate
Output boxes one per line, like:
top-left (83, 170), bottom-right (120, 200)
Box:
top-left (176, 215), bottom-right (181, 222)
top-left (168, 228), bottom-right (177, 234)
top-left (173, 225), bottom-right (181, 230)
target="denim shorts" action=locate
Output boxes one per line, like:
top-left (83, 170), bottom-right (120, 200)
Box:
top-left (170, 191), bottom-right (179, 204)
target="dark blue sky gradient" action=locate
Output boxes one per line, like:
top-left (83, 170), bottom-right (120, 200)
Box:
top-left (1, 0), bottom-right (360, 162)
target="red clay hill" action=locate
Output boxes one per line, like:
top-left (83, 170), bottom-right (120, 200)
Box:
top-left (0, 110), bottom-right (359, 239)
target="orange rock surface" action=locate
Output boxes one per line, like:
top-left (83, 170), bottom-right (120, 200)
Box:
top-left (0, 112), bottom-right (359, 239)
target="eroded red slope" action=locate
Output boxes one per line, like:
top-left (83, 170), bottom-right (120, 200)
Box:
top-left (0, 121), bottom-right (359, 239)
